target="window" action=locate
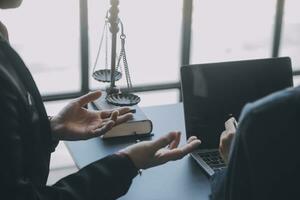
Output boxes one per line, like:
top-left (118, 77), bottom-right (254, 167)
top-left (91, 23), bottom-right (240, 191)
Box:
top-left (89, 0), bottom-right (182, 90)
top-left (0, 0), bottom-right (81, 95)
top-left (280, 0), bottom-right (300, 71)
top-left (1, 0), bottom-right (297, 100)
top-left (87, 0), bottom-right (182, 105)
top-left (293, 76), bottom-right (300, 86)
top-left (190, 0), bottom-right (276, 64)
top-left (136, 89), bottom-right (179, 107)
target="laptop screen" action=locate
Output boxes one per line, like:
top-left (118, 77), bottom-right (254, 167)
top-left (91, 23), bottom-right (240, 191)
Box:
top-left (181, 57), bottom-right (293, 149)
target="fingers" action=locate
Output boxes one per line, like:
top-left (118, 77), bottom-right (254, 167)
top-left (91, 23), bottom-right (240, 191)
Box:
top-left (220, 131), bottom-right (235, 147)
top-left (87, 112), bottom-right (118, 138)
top-left (220, 128), bottom-right (236, 141)
top-left (100, 107), bottom-right (132, 118)
top-left (152, 132), bottom-right (199, 152)
top-left (187, 136), bottom-right (198, 143)
top-left (219, 130), bottom-right (235, 163)
top-left (100, 107), bottom-right (133, 118)
top-left (168, 132), bottom-right (181, 149)
top-left (161, 139), bottom-right (201, 161)
top-left (152, 132), bottom-right (178, 150)
top-left (183, 137), bottom-right (201, 154)
top-left (117, 107), bottom-right (134, 115)
top-left (92, 120), bottom-right (115, 136)
top-left (110, 110), bottom-right (119, 122)
top-left (77, 91), bottom-right (102, 107)
top-left (219, 130), bottom-right (235, 149)
top-left (115, 113), bottom-right (134, 125)
top-left (225, 117), bottom-right (237, 131)
top-left (109, 110), bottom-right (134, 125)
top-left (101, 112), bottom-right (133, 125)
top-left (100, 110), bottom-right (112, 118)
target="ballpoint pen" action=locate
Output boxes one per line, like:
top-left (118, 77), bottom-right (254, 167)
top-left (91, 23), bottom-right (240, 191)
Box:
top-left (233, 118), bottom-right (238, 129)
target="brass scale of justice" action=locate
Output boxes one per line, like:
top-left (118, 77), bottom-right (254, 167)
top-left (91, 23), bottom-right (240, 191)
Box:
top-left (92, 0), bottom-right (140, 106)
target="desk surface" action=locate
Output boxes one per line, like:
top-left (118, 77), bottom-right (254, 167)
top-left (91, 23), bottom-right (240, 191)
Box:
top-left (65, 103), bottom-right (211, 200)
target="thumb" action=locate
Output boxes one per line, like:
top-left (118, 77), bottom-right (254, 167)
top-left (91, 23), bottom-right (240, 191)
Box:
top-left (77, 91), bottom-right (102, 106)
top-left (151, 132), bottom-right (178, 150)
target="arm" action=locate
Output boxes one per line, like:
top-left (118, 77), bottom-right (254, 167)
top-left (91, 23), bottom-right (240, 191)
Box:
top-left (50, 91), bottom-right (134, 141)
top-left (0, 84), bottom-right (138, 200)
top-left (50, 154), bottom-right (138, 200)
top-left (51, 132), bottom-right (201, 199)
top-left (1, 86), bottom-right (201, 200)
top-left (210, 105), bottom-right (253, 200)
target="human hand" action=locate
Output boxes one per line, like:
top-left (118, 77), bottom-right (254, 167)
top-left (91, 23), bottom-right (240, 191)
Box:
top-left (219, 117), bottom-right (237, 164)
top-left (50, 91), bottom-right (133, 141)
top-left (119, 131), bottom-right (201, 169)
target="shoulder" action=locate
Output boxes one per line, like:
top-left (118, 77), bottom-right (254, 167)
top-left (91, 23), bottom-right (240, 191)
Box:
top-left (0, 44), bottom-right (28, 102)
top-left (240, 86), bottom-right (300, 120)
top-left (0, 64), bottom-right (28, 113)
top-left (234, 86), bottom-right (300, 152)
top-left (235, 86), bottom-right (300, 142)
top-left (0, 63), bottom-right (19, 96)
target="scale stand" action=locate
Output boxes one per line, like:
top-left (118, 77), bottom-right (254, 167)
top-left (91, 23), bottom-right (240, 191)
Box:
top-left (92, 0), bottom-right (140, 106)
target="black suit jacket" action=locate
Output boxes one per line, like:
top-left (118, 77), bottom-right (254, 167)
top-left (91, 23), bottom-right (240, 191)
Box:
top-left (210, 86), bottom-right (300, 200)
top-left (0, 36), bottom-right (137, 199)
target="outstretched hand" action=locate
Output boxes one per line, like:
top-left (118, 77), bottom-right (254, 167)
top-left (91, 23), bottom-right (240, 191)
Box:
top-left (119, 132), bottom-right (201, 169)
top-left (50, 91), bottom-right (133, 141)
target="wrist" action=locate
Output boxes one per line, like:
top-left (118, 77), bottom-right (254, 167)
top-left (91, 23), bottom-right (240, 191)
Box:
top-left (49, 116), bottom-right (64, 140)
top-left (116, 151), bottom-right (141, 175)
top-left (116, 151), bottom-right (136, 166)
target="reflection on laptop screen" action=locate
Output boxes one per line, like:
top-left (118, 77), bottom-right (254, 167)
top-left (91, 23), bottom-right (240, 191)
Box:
top-left (181, 57), bottom-right (293, 149)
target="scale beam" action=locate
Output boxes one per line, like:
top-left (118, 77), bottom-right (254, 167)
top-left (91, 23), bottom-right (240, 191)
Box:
top-left (107, 0), bottom-right (119, 94)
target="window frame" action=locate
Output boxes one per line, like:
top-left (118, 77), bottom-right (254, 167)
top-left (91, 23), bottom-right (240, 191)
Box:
top-left (42, 0), bottom-right (299, 102)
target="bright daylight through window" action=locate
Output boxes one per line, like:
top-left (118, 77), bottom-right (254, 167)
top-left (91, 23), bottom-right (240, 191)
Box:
top-left (0, 0), bottom-right (81, 95)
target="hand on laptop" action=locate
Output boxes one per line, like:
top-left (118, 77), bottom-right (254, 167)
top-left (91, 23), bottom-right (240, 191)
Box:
top-left (119, 131), bottom-right (201, 169)
top-left (219, 117), bottom-right (237, 164)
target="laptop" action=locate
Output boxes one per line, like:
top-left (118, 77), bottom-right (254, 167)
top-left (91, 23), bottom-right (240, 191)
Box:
top-left (180, 57), bottom-right (293, 176)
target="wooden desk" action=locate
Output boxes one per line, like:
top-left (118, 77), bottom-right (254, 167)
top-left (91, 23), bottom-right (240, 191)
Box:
top-left (65, 103), bottom-right (211, 200)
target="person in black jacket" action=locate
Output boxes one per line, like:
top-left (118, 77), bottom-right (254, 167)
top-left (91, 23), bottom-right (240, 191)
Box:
top-left (0, 1), bottom-right (201, 199)
top-left (211, 86), bottom-right (300, 200)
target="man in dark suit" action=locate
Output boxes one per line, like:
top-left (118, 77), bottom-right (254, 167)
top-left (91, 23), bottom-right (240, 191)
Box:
top-left (211, 86), bottom-right (300, 200)
top-left (0, 1), bottom-right (201, 199)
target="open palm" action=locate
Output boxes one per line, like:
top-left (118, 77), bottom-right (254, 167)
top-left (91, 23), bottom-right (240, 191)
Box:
top-left (120, 132), bottom-right (201, 169)
top-left (50, 91), bottom-right (133, 141)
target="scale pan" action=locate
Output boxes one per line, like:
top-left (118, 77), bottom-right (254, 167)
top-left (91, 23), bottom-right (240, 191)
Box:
top-left (92, 69), bottom-right (122, 82)
top-left (106, 93), bottom-right (140, 106)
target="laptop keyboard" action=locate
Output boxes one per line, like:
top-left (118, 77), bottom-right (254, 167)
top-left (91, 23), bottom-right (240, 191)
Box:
top-left (198, 151), bottom-right (226, 172)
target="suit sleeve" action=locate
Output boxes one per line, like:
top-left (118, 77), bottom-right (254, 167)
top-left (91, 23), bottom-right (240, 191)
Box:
top-left (210, 104), bottom-right (254, 200)
top-left (50, 154), bottom-right (138, 200)
top-left (0, 83), bottom-right (138, 200)
top-left (209, 169), bottom-right (227, 200)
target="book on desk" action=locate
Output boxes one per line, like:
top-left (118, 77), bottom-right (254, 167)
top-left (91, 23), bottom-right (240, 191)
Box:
top-left (92, 92), bottom-right (153, 139)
